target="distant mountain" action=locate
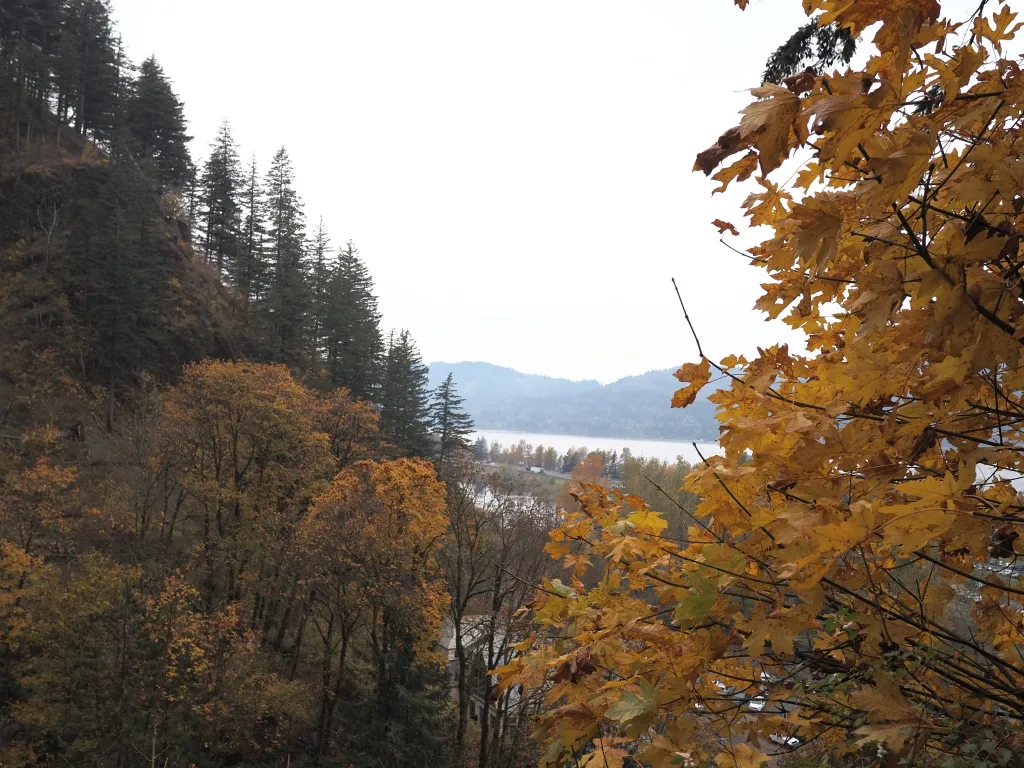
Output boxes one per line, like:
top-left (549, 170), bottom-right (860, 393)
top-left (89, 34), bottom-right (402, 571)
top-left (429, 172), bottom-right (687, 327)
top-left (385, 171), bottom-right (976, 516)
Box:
top-left (427, 361), bottom-right (718, 441)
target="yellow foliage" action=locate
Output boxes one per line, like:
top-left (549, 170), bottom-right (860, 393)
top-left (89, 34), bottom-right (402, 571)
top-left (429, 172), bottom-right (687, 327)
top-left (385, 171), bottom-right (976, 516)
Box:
top-left (504, 1), bottom-right (1024, 764)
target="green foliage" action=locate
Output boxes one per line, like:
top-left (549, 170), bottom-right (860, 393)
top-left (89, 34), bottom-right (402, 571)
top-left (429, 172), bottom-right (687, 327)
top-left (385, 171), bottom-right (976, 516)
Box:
top-left (322, 240), bottom-right (384, 400)
top-left (67, 149), bottom-right (173, 390)
top-left (763, 16), bottom-right (856, 85)
top-left (198, 119), bottom-right (242, 274)
top-left (380, 329), bottom-right (433, 457)
top-left (263, 147), bottom-right (308, 366)
top-left (124, 56), bottom-right (192, 188)
top-left (431, 372), bottom-right (475, 472)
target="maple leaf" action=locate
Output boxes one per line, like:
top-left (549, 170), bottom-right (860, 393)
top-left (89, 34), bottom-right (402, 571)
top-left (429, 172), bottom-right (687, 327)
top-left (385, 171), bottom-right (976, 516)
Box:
top-left (672, 358), bottom-right (711, 408)
top-left (711, 151), bottom-right (758, 194)
top-left (851, 673), bottom-right (932, 750)
top-left (695, 126), bottom-right (750, 176)
top-left (714, 743), bottom-right (770, 768)
top-left (739, 84), bottom-right (802, 174)
top-left (604, 679), bottom-right (657, 724)
top-left (712, 219), bottom-right (740, 236)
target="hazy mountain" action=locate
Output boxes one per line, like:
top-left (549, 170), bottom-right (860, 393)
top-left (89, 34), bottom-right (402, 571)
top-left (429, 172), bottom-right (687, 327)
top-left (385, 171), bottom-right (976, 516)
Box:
top-left (427, 361), bottom-right (718, 441)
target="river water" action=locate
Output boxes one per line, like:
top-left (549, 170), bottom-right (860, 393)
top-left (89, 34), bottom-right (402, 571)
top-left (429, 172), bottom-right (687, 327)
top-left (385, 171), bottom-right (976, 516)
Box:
top-left (469, 429), bottom-right (721, 465)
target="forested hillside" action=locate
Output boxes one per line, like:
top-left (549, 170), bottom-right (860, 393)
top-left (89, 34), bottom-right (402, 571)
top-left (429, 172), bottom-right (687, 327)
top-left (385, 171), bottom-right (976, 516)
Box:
top-left (7, 2), bottom-right (1024, 768)
top-left (428, 362), bottom-right (718, 440)
top-left (0, 3), bottom-right (549, 766)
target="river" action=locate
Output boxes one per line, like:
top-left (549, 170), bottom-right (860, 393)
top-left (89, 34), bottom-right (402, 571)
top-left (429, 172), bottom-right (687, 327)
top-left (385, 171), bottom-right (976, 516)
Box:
top-left (469, 429), bottom-right (721, 465)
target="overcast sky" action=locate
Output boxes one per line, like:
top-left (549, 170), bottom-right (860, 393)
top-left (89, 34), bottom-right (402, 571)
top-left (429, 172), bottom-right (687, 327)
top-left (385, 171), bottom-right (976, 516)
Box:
top-left (109, 0), bottom-right (810, 383)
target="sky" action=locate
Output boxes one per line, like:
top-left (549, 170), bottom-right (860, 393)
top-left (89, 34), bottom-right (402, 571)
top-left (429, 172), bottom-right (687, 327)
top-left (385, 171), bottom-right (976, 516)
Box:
top-left (108, 0), bottom-right (811, 383)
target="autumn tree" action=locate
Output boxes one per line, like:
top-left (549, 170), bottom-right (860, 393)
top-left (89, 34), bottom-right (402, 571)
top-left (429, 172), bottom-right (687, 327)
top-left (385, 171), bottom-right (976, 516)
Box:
top-left (504, 2), bottom-right (1024, 766)
top-left (303, 458), bottom-right (454, 765)
top-left (155, 361), bottom-right (334, 613)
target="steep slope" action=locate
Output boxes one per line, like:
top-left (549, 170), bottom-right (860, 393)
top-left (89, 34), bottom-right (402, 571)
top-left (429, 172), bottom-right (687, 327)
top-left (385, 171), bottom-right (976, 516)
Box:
top-left (0, 145), bottom-right (245, 438)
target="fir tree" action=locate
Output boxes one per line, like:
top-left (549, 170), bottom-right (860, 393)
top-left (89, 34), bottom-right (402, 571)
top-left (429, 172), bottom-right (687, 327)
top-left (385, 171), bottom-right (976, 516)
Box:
top-left (379, 330), bottom-right (432, 457)
top-left (263, 147), bottom-right (307, 365)
top-left (430, 373), bottom-right (474, 472)
top-left (308, 217), bottom-right (330, 371)
top-left (237, 155), bottom-right (265, 312)
top-left (763, 17), bottom-right (856, 84)
top-left (124, 55), bottom-right (191, 187)
top-left (322, 241), bottom-right (383, 400)
top-left (199, 119), bottom-right (242, 274)
top-left (60, 0), bottom-right (121, 142)
top-left (473, 436), bottom-right (489, 461)
top-left (69, 148), bottom-right (172, 425)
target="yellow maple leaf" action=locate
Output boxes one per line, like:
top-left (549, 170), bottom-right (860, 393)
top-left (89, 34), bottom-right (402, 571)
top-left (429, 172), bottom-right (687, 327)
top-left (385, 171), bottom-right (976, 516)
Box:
top-left (672, 358), bottom-right (711, 408)
top-left (714, 743), bottom-right (770, 768)
top-left (739, 84), bottom-right (802, 174)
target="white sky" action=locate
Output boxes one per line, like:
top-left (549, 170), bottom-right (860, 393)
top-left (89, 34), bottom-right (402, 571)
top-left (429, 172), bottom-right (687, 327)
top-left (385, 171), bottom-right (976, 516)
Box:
top-left (109, 0), bottom-right (811, 383)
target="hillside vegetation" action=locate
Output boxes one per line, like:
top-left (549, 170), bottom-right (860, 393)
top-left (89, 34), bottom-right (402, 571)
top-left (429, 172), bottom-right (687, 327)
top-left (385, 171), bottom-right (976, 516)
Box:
top-left (0, 4), bottom-right (547, 767)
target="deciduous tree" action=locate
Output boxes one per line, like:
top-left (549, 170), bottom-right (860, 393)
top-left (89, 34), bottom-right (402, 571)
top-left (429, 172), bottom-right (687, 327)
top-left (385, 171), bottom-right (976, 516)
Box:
top-left (504, 1), bottom-right (1024, 765)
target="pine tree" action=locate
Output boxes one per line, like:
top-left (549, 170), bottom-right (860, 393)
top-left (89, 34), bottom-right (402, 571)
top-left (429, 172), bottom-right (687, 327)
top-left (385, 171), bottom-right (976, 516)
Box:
top-left (199, 119), bottom-right (242, 274)
top-left (263, 147), bottom-right (307, 365)
top-left (124, 55), bottom-right (191, 187)
top-left (430, 373), bottom-right (474, 472)
top-left (237, 155), bottom-right (265, 312)
top-left (308, 217), bottom-right (330, 371)
top-left (322, 241), bottom-right (383, 400)
top-left (379, 330), bottom-right (432, 457)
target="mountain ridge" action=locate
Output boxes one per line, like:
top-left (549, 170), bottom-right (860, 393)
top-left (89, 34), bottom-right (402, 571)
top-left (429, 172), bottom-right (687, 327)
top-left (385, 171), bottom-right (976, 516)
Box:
top-left (427, 361), bottom-right (718, 441)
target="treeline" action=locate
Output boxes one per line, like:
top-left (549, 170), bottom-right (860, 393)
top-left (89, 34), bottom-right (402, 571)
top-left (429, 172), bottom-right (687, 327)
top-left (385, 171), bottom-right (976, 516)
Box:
top-left (476, 436), bottom-right (688, 483)
top-left (0, 0), bottom-right (442, 454)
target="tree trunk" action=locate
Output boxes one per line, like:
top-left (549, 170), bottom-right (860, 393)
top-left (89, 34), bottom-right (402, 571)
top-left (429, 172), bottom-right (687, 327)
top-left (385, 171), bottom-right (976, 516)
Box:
top-left (455, 621), bottom-right (470, 752)
top-left (315, 612), bottom-right (335, 754)
top-left (319, 630), bottom-right (349, 755)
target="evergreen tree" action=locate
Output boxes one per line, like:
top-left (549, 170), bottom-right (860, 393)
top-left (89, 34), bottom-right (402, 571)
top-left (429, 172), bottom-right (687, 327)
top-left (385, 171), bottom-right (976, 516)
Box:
top-left (763, 17), bottom-right (856, 84)
top-left (430, 373), bottom-right (474, 472)
top-left (473, 436), bottom-right (489, 461)
top-left (198, 119), bottom-right (242, 274)
top-left (124, 55), bottom-right (191, 187)
top-left (263, 147), bottom-right (307, 365)
top-left (379, 330), bottom-right (432, 457)
top-left (59, 0), bottom-right (121, 142)
top-left (0, 0), bottom-right (62, 147)
top-left (68, 148), bottom-right (172, 425)
top-left (322, 241), bottom-right (383, 400)
top-left (237, 155), bottom-right (265, 312)
top-left (308, 217), bottom-right (330, 370)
